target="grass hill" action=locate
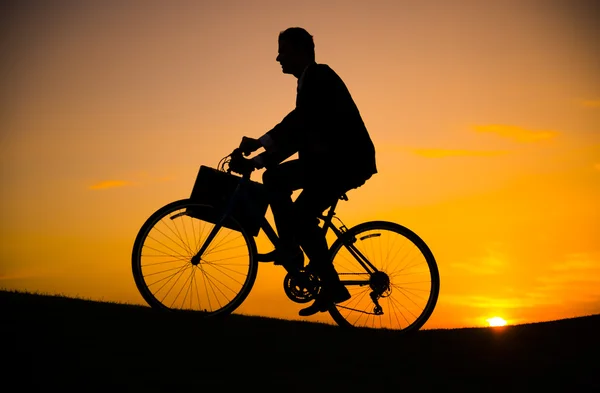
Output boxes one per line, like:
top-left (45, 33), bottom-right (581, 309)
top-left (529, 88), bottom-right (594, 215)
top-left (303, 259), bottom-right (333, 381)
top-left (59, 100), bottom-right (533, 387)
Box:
top-left (1, 289), bottom-right (598, 392)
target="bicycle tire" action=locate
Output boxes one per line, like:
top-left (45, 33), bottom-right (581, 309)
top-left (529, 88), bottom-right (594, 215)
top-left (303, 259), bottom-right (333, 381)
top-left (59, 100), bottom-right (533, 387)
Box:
top-left (327, 221), bottom-right (439, 333)
top-left (132, 199), bottom-right (258, 317)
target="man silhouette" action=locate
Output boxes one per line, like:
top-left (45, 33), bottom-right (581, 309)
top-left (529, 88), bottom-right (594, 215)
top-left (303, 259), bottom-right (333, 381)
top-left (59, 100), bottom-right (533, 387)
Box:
top-left (239, 27), bottom-right (377, 316)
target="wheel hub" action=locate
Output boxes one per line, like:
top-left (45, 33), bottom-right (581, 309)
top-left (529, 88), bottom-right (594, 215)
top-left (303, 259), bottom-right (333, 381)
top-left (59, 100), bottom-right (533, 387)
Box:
top-left (370, 271), bottom-right (391, 297)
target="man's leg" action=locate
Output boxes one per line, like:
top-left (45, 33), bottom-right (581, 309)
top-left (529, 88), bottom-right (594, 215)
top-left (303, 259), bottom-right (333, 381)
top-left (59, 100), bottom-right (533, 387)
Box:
top-left (290, 185), bottom-right (351, 315)
top-left (262, 160), bottom-right (305, 265)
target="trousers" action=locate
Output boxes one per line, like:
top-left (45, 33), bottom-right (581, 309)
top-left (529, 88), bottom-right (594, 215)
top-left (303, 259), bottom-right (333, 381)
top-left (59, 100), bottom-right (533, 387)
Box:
top-left (262, 159), bottom-right (359, 285)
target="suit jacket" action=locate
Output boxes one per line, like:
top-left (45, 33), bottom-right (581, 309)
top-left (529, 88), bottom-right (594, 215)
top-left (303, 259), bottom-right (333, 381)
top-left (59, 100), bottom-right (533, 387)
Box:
top-left (259, 63), bottom-right (377, 187)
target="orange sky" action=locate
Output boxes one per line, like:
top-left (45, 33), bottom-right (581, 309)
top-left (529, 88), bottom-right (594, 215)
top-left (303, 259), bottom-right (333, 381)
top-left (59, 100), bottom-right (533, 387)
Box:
top-left (1, 0), bottom-right (599, 329)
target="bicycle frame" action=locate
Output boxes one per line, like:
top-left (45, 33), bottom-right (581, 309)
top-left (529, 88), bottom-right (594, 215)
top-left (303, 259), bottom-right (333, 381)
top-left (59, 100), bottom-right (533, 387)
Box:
top-left (134, 152), bottom-right (439, 331)
top-left (192, 169), bottom-right (379, 284)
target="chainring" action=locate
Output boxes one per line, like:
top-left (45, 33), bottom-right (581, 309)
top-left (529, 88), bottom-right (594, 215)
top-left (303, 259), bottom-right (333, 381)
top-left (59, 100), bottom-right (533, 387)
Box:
top-left (283, 270), bottom-right (321, 303)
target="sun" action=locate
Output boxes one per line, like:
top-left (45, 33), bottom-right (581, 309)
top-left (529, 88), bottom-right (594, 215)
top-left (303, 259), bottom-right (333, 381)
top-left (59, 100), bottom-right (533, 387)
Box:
top-left (487, 317), bottom-right (507, 327)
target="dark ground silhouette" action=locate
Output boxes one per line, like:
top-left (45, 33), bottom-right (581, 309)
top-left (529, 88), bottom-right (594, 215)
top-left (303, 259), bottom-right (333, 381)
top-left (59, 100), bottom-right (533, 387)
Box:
top-left (1, 290), bottom-right (598, 392)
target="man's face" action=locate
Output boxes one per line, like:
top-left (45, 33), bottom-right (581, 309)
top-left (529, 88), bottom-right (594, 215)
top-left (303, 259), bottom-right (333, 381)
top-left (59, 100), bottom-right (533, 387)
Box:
top-left (276, 39), bottom-right (303, 75)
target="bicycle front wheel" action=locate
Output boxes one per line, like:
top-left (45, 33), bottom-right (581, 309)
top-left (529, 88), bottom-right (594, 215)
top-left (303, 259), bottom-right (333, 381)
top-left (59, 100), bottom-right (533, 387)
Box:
top-left (132, 199), bottom-right (258, 317)
top-left (328, 221), bottom-right (439, 333)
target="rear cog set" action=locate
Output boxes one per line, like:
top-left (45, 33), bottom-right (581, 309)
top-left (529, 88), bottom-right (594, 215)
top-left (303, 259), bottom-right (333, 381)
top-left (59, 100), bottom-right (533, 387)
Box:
top-left (283, 270), bottom-right (321, 303)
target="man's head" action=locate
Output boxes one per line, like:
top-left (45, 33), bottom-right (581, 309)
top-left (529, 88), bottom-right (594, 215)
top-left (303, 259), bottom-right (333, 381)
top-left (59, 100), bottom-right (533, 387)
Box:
top-left (276, 27), bottom-right (315, 77)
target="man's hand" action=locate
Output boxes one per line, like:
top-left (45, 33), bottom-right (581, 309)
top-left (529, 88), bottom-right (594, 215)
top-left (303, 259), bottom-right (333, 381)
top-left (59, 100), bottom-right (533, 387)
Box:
top-left (239, 136), bottom-right (262, 156)
top-left (229, 154), bottom-right (256, 176)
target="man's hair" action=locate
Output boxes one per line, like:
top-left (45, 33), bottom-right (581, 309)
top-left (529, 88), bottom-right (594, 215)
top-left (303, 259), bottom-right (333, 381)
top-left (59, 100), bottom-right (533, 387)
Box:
top-left (279, 27), bottom-right (315, 61)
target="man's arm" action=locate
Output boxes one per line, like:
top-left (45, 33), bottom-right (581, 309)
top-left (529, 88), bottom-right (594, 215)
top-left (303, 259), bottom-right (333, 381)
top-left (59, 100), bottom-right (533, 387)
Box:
top-left (253, 66), bottom-right (330, 168)
top-left (236, 109), bottom-right (301, 169)
top-left (251, 130), bottom-right (298, 168)
top-left (266, 66), bottom-right (327, 144)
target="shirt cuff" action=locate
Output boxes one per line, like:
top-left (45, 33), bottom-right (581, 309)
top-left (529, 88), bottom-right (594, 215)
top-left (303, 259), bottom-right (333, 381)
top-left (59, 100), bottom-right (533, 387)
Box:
top-left (252, 155), bottom-right (265, 169)
top-left (259, 134), bottom-right (276, 152)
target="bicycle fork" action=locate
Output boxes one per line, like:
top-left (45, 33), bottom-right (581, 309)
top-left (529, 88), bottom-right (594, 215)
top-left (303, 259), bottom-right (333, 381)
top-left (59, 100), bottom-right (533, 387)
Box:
top-left (191, 183), bottom-right (244, 265)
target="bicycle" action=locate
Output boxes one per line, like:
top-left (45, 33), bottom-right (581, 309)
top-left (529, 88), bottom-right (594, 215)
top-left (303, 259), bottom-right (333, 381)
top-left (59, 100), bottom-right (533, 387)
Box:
top-left (131, 149), bottom-right (440, 333)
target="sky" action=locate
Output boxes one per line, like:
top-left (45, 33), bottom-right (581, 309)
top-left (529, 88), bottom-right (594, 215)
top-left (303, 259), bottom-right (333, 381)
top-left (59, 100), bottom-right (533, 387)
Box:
top-left (1, 0), bottom-right (599, 329)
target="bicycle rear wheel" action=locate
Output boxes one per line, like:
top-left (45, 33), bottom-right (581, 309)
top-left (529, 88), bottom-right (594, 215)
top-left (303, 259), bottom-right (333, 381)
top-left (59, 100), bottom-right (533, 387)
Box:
top-left (328, 221), bottom-right (439, 333)
top-left (132, 199), bottom-right (258, 316)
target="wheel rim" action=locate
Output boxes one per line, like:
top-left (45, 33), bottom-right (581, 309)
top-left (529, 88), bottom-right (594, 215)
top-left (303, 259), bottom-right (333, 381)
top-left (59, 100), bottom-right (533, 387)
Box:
top-left (330, 223), bottom-right (439, 331)
top-left (133, 201), bottom-right (255, 314)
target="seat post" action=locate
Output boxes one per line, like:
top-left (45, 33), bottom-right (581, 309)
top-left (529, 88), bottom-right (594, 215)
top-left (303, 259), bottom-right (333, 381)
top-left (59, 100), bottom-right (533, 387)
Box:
top-left (323, 193), bottom-right (346, 221)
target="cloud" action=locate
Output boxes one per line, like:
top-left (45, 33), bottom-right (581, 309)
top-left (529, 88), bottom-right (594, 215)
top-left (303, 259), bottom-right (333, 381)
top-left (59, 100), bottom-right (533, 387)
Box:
top-left (88, 180), bottom-right (132, 190)
top-left (449, 249), bottom-right (507, 275)
top-left (443, 294), bottom-right (556, 309)
top-left (550, 253), bottom-right (596, 271)
top-left (410, 148), bottom-right (507, 158)
top-left (87, 173), bottom-right (175, 190)
top-left (473, 124), bottom-right (559, 142)
top-left (527, 252), bottom-right (600, 303)
top-left (582, 99), bottom-right (600, 108)
top-left (0, 267), bottom-right (50, 281)
top-left (447, 252), bottom-right (600, 310)
top-left (0, 273), bottom-right (27, 281)
top-left (449, 263), bottom-right (499, 275)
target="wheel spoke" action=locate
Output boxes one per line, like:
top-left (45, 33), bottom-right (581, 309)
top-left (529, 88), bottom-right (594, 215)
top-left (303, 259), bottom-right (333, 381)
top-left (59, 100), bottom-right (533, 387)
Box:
top-left (158, 264), bottom-right (192, 304)
top-left (203, 260), bottom-right (249, 278)
top-left (200, 268), bottom-right (242, 296)
top-left (144, 237), bottom-right (190, 261)
top-left (387, 295), bottom-right (409, 326)
top-left (329, 221), bottom-right (439, 332)
top-left (173, 266), bottom-right (196, 308)
top-left (133, 200), bottom-right (257, 315)
top-left (144, 264), bottom-right (189, 278)
top-left (141, 258), bottom-right (188, 267)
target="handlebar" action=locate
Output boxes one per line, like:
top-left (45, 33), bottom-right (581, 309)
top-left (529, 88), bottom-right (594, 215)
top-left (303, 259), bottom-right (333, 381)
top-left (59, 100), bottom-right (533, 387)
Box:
top-left (227, 148), bottom-right (255, 178)
top-left (230, 148), bottom-right (243, 160)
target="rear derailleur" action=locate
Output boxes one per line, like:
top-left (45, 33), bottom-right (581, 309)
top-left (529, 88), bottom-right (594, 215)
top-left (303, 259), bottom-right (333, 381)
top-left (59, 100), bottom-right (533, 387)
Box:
top-left (370, 291), bottom-right (384, 315)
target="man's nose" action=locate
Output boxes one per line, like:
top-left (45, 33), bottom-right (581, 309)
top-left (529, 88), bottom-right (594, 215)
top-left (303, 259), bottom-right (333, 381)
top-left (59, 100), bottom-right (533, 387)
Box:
top-left (276, 54), bottom-right (281, 62)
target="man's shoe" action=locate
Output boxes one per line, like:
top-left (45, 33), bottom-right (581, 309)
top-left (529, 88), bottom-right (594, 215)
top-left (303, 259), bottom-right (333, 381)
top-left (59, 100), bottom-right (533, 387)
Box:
top-left (298, 297), bottom-right (331, 316)
top-left (330, 284), bottom-right (351, 304)
top-left (298, 284), bottom-right (351, 317)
